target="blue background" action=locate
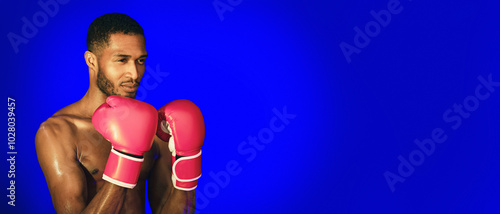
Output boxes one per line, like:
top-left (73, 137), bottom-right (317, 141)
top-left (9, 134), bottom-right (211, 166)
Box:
top-left (2, 0), bottom-right (500, 213)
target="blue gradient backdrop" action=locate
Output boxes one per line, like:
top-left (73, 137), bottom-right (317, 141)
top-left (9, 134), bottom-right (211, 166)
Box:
top-left (2, 0), bottom-right (500, 213)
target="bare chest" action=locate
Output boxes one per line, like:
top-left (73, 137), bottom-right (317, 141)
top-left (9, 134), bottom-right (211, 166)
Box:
top-left (75, 127), bottom-right (157, 210)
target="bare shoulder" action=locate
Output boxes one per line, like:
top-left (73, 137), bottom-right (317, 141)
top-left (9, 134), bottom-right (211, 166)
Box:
top-left (35, 103), bottom-right (88, 145)
top-left (35, 103), bottom-right (87, 160)
top-left (36, 115), bottom-right (76, 148)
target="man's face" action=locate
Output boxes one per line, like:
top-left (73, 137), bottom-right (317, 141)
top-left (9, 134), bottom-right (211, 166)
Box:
top-left (96, 33), bottom-right (147, 98)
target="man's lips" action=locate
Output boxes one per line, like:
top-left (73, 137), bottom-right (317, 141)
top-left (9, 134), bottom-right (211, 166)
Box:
top-left (120, 84), bottom-right (139, 93)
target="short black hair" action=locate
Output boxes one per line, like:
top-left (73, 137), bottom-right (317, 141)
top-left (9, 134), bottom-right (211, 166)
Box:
top-left (87, 13), bottom-right (144, 55)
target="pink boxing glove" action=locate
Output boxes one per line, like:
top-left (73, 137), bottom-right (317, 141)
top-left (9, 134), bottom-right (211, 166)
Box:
top-left (92, 96), bottom-right (158, 189)
top-left (157, 99), bottom-right (205, 191)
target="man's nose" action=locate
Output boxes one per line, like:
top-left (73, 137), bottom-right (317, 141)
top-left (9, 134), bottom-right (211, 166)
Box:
top-left (126, 62), bottom-right (139, 80)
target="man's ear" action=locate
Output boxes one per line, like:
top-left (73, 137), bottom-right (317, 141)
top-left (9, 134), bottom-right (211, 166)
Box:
top-left (85, 50), bottom-right (98, 75)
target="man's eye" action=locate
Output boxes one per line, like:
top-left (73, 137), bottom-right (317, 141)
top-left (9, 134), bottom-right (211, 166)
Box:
top-left (137, 59), bottom-right (146, 64)
top-left (118, 59), bottom-right (127, 62)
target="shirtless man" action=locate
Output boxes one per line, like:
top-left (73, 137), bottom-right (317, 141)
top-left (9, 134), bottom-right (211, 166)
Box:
top-left (34, 13), bottom-right (204, 213)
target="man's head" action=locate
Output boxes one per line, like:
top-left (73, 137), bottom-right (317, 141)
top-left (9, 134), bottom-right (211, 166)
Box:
top-left (85, 13), bottom-right (147, 98)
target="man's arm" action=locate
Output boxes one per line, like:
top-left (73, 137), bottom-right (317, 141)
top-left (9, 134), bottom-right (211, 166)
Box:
top-left (148, 135), bottom-right (196, 214)
top-left (35, 119), bottom-right (127, 214)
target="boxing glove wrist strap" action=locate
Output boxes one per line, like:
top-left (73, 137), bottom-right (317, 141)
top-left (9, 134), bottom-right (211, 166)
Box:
top-left (172, 150), bottom-right (202, 191)
top-left (103, 147), bottom-right (144, 189)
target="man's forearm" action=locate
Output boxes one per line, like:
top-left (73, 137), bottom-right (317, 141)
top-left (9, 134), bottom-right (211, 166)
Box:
top-left (81, 182), bottom-right (127, 214)
top-left (160, 189), bottom-right (196, 214)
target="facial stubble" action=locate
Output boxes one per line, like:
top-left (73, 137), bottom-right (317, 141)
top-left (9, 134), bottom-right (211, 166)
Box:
top-left (96, 67), bottom-right (137, 99)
